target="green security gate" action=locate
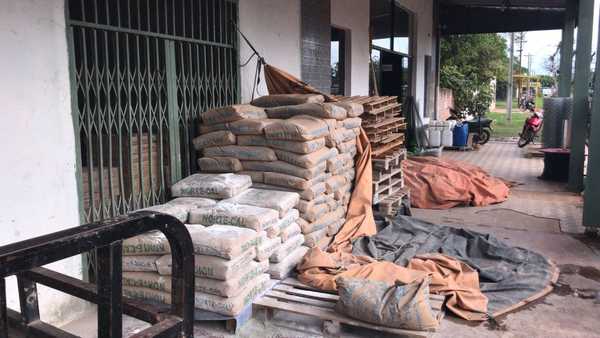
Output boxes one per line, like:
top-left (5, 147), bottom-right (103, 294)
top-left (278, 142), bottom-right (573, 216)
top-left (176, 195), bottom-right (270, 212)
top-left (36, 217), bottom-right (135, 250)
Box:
top-left (67, 0), bottom-right (240, 224)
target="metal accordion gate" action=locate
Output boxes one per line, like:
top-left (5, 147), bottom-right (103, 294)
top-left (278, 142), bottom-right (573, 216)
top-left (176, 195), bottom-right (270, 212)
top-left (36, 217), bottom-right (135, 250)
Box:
top-left (66, 0), bottom-right (240, 225)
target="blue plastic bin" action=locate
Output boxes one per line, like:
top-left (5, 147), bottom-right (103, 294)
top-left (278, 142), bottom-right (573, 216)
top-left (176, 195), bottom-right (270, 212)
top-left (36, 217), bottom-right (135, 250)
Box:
top-left (453, 123), bottom-right (469, 147)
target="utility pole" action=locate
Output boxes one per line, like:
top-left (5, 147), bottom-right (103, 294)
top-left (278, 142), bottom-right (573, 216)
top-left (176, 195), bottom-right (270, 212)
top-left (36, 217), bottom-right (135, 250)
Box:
top-left (526, 54), bottom-right (533, 97)
top-left (507, 33), bottom-right (514, 121)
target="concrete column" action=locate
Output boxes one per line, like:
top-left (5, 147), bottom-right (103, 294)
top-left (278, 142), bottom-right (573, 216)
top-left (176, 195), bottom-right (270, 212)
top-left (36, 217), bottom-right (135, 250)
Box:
top-left (568, 0), bottom-right (594, 192)
top-left (558, 1), bottom-right (576, 97)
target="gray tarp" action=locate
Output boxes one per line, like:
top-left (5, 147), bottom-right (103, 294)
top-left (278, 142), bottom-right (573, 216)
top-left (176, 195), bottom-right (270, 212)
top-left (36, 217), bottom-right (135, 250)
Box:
top-left (352, 216), bottom-right (555, 316)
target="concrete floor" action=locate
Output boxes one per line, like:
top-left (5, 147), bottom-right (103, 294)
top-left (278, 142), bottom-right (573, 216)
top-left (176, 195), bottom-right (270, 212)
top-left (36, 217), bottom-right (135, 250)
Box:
top-left (60, 141), bottom-right (600, 337)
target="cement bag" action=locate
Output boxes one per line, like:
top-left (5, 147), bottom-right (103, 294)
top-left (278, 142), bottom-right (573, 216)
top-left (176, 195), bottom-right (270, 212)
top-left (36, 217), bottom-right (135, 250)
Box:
top-left (280, 222), bottom-right (302, 242)
top-left (197, 157), bottom-right (243, 173)
top-left (325, 129), bottom-right (346, 148)
top-left (123, 272), bottom-right (169, 292)
top-left (264, 115), bottom-right (329, 141)
top-left (333, 102), bottom-right (364, 117)
top-left (296, 198), bottom-right (326, 214)
top-left (239, 171), bottom-right (264, 183)
top-left (156, 249), bottom-right (255, 280)
top-left (326, 196), bottom-right (338, 211)
top-left (341, 117), bottom-right (362, 129)
top-left (336, 277), bottom-right (439, 331)
top-left (266, 223), bottom-right (281, 238)
top-left (326, 153), bottom-right (353, 173)
top-left (266, 138), bottom-right (326, 154)
top-left (299, 203), bottom-right (328, 223)
top-left (199, 122), bottom-right (228, 134)
top-left (236, 135), bottom-right (268, 147)
top-left (251, 182), bottom-right (325, 200)
top-left (255, 236), bottom-right (282, 261)
top-left (123, 256), bottom-right (159, 272)
top-left (269, 246), bottom-right (309, 280)
top-left (223, 188), bottom-right (300, 217)
top-left (242, 160), bottom-right (326, 180)
top-left (337, 139), bottom-right (357, 154)
top-left (341, 129), bottom-right (357, 142)
top-left (194, 273), bottom-right (270, 316)
top-left (304, 228), bottom-right (328, 248)
top-left (187, 224), bottom-right (260, 259)
top-left (300, 211), bottom-right (338, 234)
top-left (171, 173), bottom-right (252, 199)
top-left (251, 94), bottom-right (324, 107)
top-left (275, 147), bottom-right (337, 169)
top-left (123, 286), bottom-right (170, 305)
top-left (139, 204), bottom-right (189, 223)
top-left (202, 104), bottom-right (266, 124)
top-left (203, 145), bottom-right (277, 161)
top-left (195, 260), bottom-right (269, 298)
top-left (326, 175), bottom-right (347, 194)
top-left (123, 231), bottom-right (169, 256)
top-left (264, 172), bottom-right (328, 191)
top-left (265, 103), bottom-right (347, 120)
top-left (167, 197), bottom-right (217, 210)
top-left (276, 208), bottom-right (300, 230)
top-left (188, 202), bottom-right (279, 231)
top-left (228, 119), bottom-right (278, 135)
top-left (270, 234), bottom-right (305, 263)
top-left (193, 130), bottom-right (236, 150)
top-left (317, 236), bottom-right (333, 250)
top-left (327, 219), bottom-right (345, 236)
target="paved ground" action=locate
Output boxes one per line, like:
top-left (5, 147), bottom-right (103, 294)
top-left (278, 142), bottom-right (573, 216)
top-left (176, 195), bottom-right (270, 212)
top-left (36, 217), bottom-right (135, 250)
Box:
top-left (60, 141), bottom-right (600, 337)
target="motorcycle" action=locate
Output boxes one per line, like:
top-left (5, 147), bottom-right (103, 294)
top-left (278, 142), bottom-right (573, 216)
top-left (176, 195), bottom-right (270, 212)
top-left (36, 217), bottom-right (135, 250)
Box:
top-left (448, 109), bottom-right (494, 145)
top-left (518, 105), bottom-right (544, 148)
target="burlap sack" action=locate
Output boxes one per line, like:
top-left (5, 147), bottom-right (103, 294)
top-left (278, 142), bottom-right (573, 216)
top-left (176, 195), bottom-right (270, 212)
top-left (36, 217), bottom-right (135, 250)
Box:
top-left (274, 147), bottom-right (337, 169)
top-left (171, 173), bottom-right (252, 199)
top-left (337, 139), bottom-right (357, 154)
top-left (299, 202), bottom-right (329, 223)
top-left (188, 202), bottom-right (279, 231)
top-left (194, 273), bottom-right (270, 316)
top-left (236, 135), bottom-right (268, 147)
top-left (228, 119), bottom-right (278, 135)
top-left (123, 255), bottom-right (159, 272)
top-left (265, 103), bottom-right (347, 120)
top-left (333, 102), bottom-right (364, 118)
top-left (223, 188), bottom-right (299, 217)
top-left (167, 197), bottom-right (217, 210)
top-left (137, 204), bottom-right (189, 223)
top-left (270, 234), bottom-right (305, 263)
top-left (193, 130), bottom-right (236, 150)
top-left (195, 260), bottom-right (269, 298)
top-left (266, 138), bottom-right (325, 154)
top-left (255, 236), bottom-right (282, 261)
top-left (203, 145), bottom-right (277, 161)
top-left (250, 94), bottom-right (324, 107)
top-left (304, 227), bottom-right (328, 248)
top-left (336, 277), bottom-right (438, 331)
top-left (276, 208), bottom-right (300, 230)
top-left (326, 175), bottom-right (347, 194)
top-left (198, 157), bottom-right (243, 173)
top-left (202, 104), bottom-right (266, 124)
top-left (187, 224), bottom-right (260, 259)
top-left (123, 231), bottom-right (170, 256)
top-left (156, 249), bottom-right (255, 280)
top-left (199, 122), bottom-right (228, 134)
top-left (280, 222), bottom-right (301, 242)
top-left (269, 246), bottom-right (309, 280)
top-left (341, 117), bottom-right (362, 129)
top-left (264, 115), bottom-right (329, 141)
top-left (242, 160), bottom-right (326, 181)
top-left (239, 171), bottom-right (264, 183)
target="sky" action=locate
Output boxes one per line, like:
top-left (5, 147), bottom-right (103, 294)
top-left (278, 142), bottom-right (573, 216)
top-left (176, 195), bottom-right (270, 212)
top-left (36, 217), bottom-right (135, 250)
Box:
top-left (518, 0), bottom-right (600, 75)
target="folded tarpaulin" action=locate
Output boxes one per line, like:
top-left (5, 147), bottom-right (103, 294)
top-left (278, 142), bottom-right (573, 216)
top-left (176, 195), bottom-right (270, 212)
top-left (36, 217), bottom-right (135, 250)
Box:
top-left (402, 156), bottom-right (510, 209)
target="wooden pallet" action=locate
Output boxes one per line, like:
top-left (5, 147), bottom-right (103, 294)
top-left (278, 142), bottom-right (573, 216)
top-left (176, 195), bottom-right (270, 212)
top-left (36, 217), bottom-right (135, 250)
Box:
top-left (373, 165), bottom-right (403, 184)
top-left (372, 137), bottom-right (405, 158)
top-left (372, 148), bottom-right (407, 171)
top-left (253, 278), bottom-right (445, 338)
top-left (373, 171), bottom-right (405, 204)
top-left (376, 188), bottom-right (411, 215)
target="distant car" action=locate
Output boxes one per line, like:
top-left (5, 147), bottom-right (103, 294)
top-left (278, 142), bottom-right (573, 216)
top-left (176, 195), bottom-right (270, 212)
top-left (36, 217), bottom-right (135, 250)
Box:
top-left (542, 88), bottom-right (554, 97)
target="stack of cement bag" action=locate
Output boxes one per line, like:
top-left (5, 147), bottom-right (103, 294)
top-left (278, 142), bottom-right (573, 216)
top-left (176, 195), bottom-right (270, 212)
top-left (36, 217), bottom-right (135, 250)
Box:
top-left (193, 94), bottom-right (363, 251)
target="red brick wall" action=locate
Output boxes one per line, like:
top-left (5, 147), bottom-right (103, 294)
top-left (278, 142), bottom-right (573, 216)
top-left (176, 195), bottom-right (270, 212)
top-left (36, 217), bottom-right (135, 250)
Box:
top-left (437, 88), bottom-right (454, 121)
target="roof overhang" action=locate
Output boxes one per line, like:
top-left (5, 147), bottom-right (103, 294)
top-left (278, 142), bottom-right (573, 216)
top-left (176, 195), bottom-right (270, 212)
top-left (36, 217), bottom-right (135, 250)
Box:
top-left (439, 0), bottom-right (573, 35)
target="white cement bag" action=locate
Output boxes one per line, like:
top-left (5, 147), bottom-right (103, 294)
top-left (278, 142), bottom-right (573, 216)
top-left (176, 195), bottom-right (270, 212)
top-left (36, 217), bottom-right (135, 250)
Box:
top-left (265, 103), bottom-right (347, 120)
top-left (280, 222), bottom-right (302, 242)
top-left (123, 272), bottom-right (170, 292)
top-left (255, 236), bottom-right (282, 261)
top-left (156, 249), bottom-right (255, 280)
top-left (326, 175), bottom-right (347, 194)
top-left (123, 286), bottom-right (170, 304)
top-left (197, 157), bottom-right (243, 173)
top-left (270, 234), bottom-right (305, 263)
top-left (242, 160), bottom-right (326, 180)
top-left (203, 145), bottom-right (277, 161)
top-left (236, 135), bottom-right (268, 147)
top-left (276, 208), bottom-right (300, 230)
top-left (251, 182), bottom-right (326, 200)
top-left (275, 147), bottom-right (337, 169)
top-left (123, 255), bottom-right (160, 272)
top-left (223, 188), bottom-right (299, 217)
top-left (123, 231), bottom-right (170, 256)
top-left (193, 130), bottom-right (236, 150)
top-left (139, 204), bottom-right (189, 223)
top-left (167, 197), bottom-right (217, 210)
top-left (251, 94), bottom-right (325, 107)
top-left (239, 171), bottom-right (264, 183)
top-left (195, 260), bottom-right (269, 298)
top-left (194, 273), bottom-right (270, 316)
top-left (264, 172), bottom-right (327, 191)
top-left (296, 198), bottom-right (326, 214)
top-left (188, 202), bottom-right (279, 231)
top-left (265, 223), bottom-right (281, 238)
top-left (171, 173), bottom-right (252, 199)
top-left (299, 203), bottom-right (329, 223)
top-left (300, 211), bottom-right (338, 234)
top-left (337, 139), bottom-right (357, 154)
top-left (228, 119), bottom-right (278, 135)
top-left (342, 117), bottom-right (363, 129)
top-left (187, 224), bottom-right (260, 259)
top-left (202, 104), bottom-right (266, 124)
top-left (264, 115), bottom-right (329, 141)
top-left (325, 129), bottom-right (346, 148)
top-left (269, 246), bottom-right (309, 280)
top-left (266, 138), bottom-right (325, 154)
top-left (304, 228), bottom-right (328, 248)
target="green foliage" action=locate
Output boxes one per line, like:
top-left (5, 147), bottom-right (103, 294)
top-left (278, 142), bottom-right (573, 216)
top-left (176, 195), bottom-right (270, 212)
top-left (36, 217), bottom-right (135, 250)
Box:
top-left (537, 74), bottom-right (556, 88)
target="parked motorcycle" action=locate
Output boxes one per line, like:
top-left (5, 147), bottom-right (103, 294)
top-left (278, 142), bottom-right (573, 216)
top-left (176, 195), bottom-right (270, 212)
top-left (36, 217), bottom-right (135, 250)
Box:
top-left (518, 103), bottom-right (544, 148)
top-left (448, 109), bottom-right (494, 145)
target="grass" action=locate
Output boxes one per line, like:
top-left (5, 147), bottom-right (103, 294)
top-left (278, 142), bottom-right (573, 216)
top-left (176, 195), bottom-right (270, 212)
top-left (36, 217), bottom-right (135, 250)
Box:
top-left (486, 111), bottom-right (528, 138)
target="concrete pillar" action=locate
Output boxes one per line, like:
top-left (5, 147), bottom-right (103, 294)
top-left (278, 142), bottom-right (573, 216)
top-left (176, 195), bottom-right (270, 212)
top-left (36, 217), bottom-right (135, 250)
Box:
top-left (568, 0), bottom-right (594, 192)
top-left (558, 1), bottom-right (576, 97)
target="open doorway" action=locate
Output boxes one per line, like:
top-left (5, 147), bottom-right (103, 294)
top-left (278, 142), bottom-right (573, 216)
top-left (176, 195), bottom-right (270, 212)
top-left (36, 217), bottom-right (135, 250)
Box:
top-left (331, 27), bottom-right (348, 95)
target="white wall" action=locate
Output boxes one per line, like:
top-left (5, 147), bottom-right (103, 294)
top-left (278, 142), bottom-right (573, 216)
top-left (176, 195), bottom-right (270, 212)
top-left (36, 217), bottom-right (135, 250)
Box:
top-left (238, 0), bottom-right (302, 102)
top-left (0, 0), bottom-right (88, 325)
top-left (331, 0), bottom-right (371, 96)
